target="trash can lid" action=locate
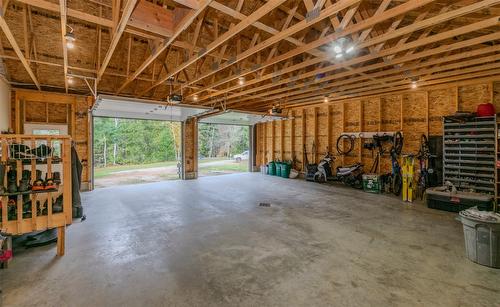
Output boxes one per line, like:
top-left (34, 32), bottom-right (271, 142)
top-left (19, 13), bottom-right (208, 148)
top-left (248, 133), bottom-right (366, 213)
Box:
top-left (459, 207), bottom-right (500, 223)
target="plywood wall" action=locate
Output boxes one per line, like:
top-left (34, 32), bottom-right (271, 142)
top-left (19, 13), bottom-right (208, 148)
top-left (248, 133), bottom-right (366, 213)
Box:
top-left (256, 81), bottom-right (500, 175)
top-left (10, 90), bottom-right (92, 190)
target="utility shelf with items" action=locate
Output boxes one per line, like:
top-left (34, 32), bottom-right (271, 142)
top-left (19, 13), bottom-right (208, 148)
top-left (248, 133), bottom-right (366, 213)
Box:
top-left (0, 135), bottom-right (72, 256)
top-left (443, 116), bottom-right (496, 197)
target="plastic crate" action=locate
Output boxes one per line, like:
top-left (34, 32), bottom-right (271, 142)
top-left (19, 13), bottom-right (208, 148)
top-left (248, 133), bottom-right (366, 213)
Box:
top-left (426, 188), bottom-right (493, 212)
top-left (362, 174), bottom-right (381, 194)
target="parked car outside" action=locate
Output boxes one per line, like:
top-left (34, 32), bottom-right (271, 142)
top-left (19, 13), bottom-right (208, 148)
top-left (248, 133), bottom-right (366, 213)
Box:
top-left (233, 150), bottom-right (249, 162)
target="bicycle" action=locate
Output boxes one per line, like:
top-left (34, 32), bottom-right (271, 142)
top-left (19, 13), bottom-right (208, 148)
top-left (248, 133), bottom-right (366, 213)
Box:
top-left (416, 134), bottom-right (430, 200)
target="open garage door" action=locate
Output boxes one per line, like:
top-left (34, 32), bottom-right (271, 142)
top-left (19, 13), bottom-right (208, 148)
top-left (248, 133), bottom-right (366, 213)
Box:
top-left (198, 110), bottom-right (285, 176)
top-left (91, 96), bottom-right (208, 189)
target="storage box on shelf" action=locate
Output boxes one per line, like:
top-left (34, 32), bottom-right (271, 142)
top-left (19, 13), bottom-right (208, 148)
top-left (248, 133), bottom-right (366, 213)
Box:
top-left (443, 116), bottom-right (497, 201)
top-left (0, 135), bottom-right (72, 256)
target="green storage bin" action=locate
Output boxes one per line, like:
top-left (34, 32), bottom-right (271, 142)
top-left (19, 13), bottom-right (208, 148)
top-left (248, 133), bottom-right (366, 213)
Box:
top-left (362, 174), bottom-right (381, 193)
top-left (275, 162), bottom-right (282, 176)
top-left (281, 163), bottom-right (291, 178)
top-left (268, 162), bottom-right (276, 175)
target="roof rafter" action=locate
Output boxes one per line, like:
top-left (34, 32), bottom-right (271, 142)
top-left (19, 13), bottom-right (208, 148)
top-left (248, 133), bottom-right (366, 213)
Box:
top-left (0, 10), bottom-right (40, 89)
top-left (139, 0), bottom-right (292, 97)
top-left (116, 0), bottom-right (214, 94)
top-left (203, 0), bottom-right (499, 105)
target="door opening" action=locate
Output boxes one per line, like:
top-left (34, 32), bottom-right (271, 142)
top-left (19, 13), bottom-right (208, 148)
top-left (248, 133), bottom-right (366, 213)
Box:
top-left (197, 123), bottom-right (250, 177)
top-left (92, 117), bottom-right (182, 188)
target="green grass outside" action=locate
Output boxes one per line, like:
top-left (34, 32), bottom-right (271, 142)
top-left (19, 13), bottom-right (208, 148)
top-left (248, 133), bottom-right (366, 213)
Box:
top-left (94, 157), bottom-right (232, 179)
top-left (198, 161), bottom-right (248, 173)
top-left (94, 161), bottom-right (179, 178)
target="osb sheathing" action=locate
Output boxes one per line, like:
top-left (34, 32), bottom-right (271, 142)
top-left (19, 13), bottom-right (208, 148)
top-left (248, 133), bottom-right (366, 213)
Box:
top-left (256, 81), bottom-right (500, 176)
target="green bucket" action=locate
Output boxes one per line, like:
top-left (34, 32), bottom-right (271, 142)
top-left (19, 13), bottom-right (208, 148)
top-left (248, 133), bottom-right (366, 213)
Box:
top-left (281, 163), bottom-right (291, 178)
top-left (268, 161), bottom-right (276, 175)
top-left (275, 162), bottom-right (282, 176)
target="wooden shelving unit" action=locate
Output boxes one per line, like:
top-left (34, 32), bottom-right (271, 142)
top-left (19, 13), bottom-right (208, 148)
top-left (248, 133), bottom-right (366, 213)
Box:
top-left (443, 116), bottom-right (496, 198)
top-left (0, 135), bottom-right (72, 256)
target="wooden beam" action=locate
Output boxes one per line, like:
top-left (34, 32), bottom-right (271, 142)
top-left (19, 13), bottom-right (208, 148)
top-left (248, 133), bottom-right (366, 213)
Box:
top-left (129, 0), bottom-right (174, 38)
top-left (197, 0), bottom-right (435, 102)
top-left (173, 0), bottom-right (199, 10)
top-left (221, 15), bottom-right (500, 107)
top-left (96, 0), bottom-right (138, 85)
top-left (223, 0), bottom-right (495, 103)
top-left (116, 0), bottom-right (213, 94)
top-left (0, 13), bottom-right (40, 89)
top-left (188, 0), bottom-right (362, 96)
top-left (59, 0), bottom-right (69, 92)
top-left (140, 0), bottom-right (291, 96)
top-left (243, 44), bottom-right (500, 106)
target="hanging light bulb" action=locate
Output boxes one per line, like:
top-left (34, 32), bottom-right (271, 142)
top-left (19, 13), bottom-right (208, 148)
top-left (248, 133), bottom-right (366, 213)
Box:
top-left (323, 96), bottom-right (329, 103)
top-left (65, 31), bottom-right (75, 49)
top-left (335, 53), bottom-right (343, 59)
top-left (67, 76), bottom-right (74, 85)
top-left (346, 45), bottom-right (355, 54)
top-left (410, 76), bottom-right (419, 89)
top-left (238, 76), bottom-right (245, 86)
top-left (193, 94), bottom-right (199, 102)
top-left (333, 45), bottom-right (342, 54)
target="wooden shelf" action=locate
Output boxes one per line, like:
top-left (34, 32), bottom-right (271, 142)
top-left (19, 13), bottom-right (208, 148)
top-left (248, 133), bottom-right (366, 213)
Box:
top-left (0, 188), bottom-right (59, 197)
top-left (1, 135), bottom-right (72, 257)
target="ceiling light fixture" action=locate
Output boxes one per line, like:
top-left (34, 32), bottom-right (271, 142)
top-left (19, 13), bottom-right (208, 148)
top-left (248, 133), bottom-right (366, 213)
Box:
top-left (335, 53), bottom-right (343, 59)
top-left (65, 25), bottom-right (76, 49)
top-left (67, 76), bottom-right (74, 85)
top-left (238, 76), bottom-right (245, 86)
top-left (333, 45), bottom-right (342, 54)
top-left (193, 94), bottom-right (199, 102)
top-left (345, 45), bottom-right (355, 54)
top-left (323, 96), bottom-right (329, 103)
top-left (410, 76), bottom-right (419, 89)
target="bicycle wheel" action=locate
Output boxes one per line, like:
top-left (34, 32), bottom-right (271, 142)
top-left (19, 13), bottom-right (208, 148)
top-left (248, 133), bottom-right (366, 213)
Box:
top-left (392, 172), bottom-right (402, 196)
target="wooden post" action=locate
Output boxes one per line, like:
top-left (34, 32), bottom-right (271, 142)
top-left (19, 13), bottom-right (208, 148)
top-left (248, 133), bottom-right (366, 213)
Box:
top-left (425, 91), bottom-right (429, 136)
top-left (290, 110), bottom-right (295, 163)
top-left (341, 102), bottom-right (345, 166)
top-left (313, 107), bottom-right (317, 163)
top-left (301, 109), bottom-right (306, 172)
top-left (280, 120), bottom-right (284, 161)
top-left (263, 122), bottom-right (267, 164)
top-left (57, 226), bottom-right (65, 256)
top-left (271, 121), bottom-right (275, 161)
top-left (327, 105), bottom-right (331, 152)
top-left (359, 100), bottom-right (363, 162)
top-left (378, 97), bottom-right (382, 174)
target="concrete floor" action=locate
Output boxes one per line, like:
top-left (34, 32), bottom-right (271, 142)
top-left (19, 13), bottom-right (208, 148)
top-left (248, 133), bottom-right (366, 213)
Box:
top-left (1, 173), bottom-right (499, 306)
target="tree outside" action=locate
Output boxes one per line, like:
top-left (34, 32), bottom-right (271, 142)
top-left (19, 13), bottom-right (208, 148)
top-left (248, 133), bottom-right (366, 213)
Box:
top-left (92, 118), bottom-right (250, 188)
top-left (198, 123), bottom-right (249, 176)
top-left (93, 117), bottom-right (182, 188)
